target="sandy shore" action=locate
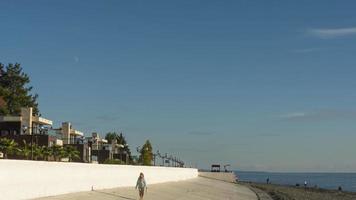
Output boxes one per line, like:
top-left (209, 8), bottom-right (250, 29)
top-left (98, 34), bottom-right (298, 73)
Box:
top-left (36, 177), bottom-right (257, 200)
top-left (243, 182), bottom-right (356, 200)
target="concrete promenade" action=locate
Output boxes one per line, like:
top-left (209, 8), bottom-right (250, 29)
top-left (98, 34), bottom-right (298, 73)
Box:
top-left (36, 177), bottom-right (257, 200)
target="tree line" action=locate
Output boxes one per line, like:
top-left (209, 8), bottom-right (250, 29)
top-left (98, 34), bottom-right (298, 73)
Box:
top-left (0, 138), bottom-right (80, 161)
top-left (0, 63), bottom-right (157, 166)
top-left (0, 63), bottom-right (39, 115)
top-left (104, 132), bottom-right (154, 166)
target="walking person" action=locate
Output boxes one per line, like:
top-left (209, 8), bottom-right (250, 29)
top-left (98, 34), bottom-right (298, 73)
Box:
top-left (304, 180), bottom-right (308, 190)
top-left (136, 172), bottom-right (147, 200)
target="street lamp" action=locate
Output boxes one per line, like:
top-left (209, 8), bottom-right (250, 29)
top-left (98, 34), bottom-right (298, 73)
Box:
top-left (153, 150), bottom-right (159, 166)
top-left (117, 144), bottom-right (124, 163)
top-left (156, 150), bottom-right (164, 166)
top-left (164, 153), bottom-right (168, 167)
top-left (169, 155), bottom-right (173, 167)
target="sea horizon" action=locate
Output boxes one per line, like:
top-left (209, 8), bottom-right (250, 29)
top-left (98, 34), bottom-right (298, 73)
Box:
top-left (236, 170), bottom-right (356, 174)
top-left (235, 170), bottom-right (356, 192)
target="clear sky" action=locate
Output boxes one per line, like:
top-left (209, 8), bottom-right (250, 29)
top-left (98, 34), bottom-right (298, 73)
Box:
top-left (1, 0), bottom-right (356, 172)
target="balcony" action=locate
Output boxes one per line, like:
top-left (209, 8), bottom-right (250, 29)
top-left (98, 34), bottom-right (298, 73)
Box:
top-left (33, 116), bottom-right (53, 126)
top-left (70, 129), bottom-right (84, 137)
top-left (0, 116), bottom-right (21, 122)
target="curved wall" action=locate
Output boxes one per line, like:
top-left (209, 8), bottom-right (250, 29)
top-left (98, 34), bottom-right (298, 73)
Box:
top-left (0, 160), bottom-right (198, 200)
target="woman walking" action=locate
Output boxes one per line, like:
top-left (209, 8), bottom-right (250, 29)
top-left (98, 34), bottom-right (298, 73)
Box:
top-left (136, 172), bottom-right (147, 200)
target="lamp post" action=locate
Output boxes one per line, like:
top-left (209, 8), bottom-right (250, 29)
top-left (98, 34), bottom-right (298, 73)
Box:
top-left (118, 144), bottom-right (124, 162)
top-left (156, 150), bottom-right (162, 166)
top-left (153, 150), bottom-right (160, 166)
top-left (122, 143), bottom-right (129, 164)
top-left (169, 155), bottom-right (173, 167)
top-left (164, 153), bottom-right (168, 167)
top-left (125, 144), bottom-right (129, 164)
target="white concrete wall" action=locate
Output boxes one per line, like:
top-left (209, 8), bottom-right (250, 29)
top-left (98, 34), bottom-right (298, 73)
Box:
top-left (0, 160), bottom-right (198, 200)
top-left (199, 172), bottom-right (237, 183)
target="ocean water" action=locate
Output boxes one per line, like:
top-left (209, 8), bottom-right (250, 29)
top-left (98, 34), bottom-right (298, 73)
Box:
top-left (235, 171), bottom-right (356, 192)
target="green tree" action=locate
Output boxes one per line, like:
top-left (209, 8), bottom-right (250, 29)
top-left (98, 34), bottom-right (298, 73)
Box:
top-left (18, 140), bottom-right (31, 160)
top-left (105, 132), bottom-right (118, 144)
top-left (33, 145), bottom-right (44, 160)
top-left (0, 138), bottom-right (19, 159)
top-left (139, 140), bottom-right (153, 166)
top-left (51, 145), bottom-right (63, 161)
top-left (0, 63), bottom-right (39, 115)
top-left (103, 159), bottom-right (125, 165)
top-left (42, 146), bottom-right (52, 161)
top-left (116, 132), bottom-right (133, 163)
top-left (63, 145), bottom-right (80, 162)
top-left (105, 132), bottom-right (133, 164)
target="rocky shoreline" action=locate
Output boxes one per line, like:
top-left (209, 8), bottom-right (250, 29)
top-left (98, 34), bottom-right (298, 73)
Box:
top-left (241, 182), bottom-right (356, 200)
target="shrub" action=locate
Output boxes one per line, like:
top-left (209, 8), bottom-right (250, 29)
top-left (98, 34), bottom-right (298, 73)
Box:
top-left (103, 159), bottom-right (125, 165)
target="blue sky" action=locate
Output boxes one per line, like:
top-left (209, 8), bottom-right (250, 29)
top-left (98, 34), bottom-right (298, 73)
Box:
top-left (1, 0), bottom-right (356, 172)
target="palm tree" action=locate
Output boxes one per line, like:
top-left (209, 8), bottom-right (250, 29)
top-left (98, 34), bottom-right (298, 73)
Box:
top-left (51, 145), bottom-right (63, 161)
top-left (42, 146), bottom-right (52, 161)
top-left (18, 140), bottom-right (31, 160)
top-left (0, 138), bottom-right (19, 159)
top-left (63, 146), bottom-right (80, 162)
top-left (33, 145), bottom-right (45, 160)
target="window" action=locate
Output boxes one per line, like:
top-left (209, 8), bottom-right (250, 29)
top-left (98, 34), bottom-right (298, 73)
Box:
top-left (0, 130), bottom-right (9, 136)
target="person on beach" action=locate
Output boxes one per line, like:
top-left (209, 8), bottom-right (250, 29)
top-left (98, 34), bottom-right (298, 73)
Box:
top-left (304, 180), bottom-right (308, 189)
top-left (136, 172), bottom-right (147, 200)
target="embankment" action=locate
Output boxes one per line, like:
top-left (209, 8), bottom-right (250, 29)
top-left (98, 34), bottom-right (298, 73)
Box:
top-left (199, 171), bottom-right (237, 183)
top-left (0, 159), bottom-right (198, 200)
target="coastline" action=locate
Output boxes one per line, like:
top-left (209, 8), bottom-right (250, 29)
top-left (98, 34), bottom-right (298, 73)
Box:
top-left (241, 181), bottom-right (356, 200)
top-left (36, 176), bottom-right (257, 200)
top-left (235, 171), bottom-right (356, 192)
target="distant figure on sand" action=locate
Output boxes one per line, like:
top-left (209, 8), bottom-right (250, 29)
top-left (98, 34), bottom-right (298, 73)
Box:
top-left (136, 172), bottom-right (147, 200)
top-left (304, 181), bottom-right (308, 189)
top-left (266, 177), bottom-right (270, 184)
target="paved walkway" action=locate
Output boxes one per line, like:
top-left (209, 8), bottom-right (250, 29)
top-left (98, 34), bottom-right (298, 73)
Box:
top-left (246, 186), bottom-right (273, 200)
top-left (37, 177), bottom-right (257, 200)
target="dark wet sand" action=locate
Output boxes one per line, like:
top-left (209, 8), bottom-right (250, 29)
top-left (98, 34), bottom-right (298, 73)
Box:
top-left (243, 182), bottom-right (356, 200)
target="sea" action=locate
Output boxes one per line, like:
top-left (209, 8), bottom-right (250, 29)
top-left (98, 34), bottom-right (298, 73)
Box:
top-left (235, 171), bottom-right (356, 192)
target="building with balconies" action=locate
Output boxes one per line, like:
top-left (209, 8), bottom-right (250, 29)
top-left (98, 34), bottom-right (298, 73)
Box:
top-left (51, 122), bottom-right (90, 162)
top-left (0, 107), bottom-right (56, 148)
top-left (0, 107), bottom-right (53, 136)
top-left (52, 122), bottom-right (84, 145)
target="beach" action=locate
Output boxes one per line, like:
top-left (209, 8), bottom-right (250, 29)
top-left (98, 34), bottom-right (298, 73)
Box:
top-left (243, 182), bottom-right (356, 200)
top-left (36, 176), bottom-right (257, 200)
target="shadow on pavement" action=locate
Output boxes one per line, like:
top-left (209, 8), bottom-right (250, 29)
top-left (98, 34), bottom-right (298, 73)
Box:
top-left (93, 190), bottom-right (136, 200)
